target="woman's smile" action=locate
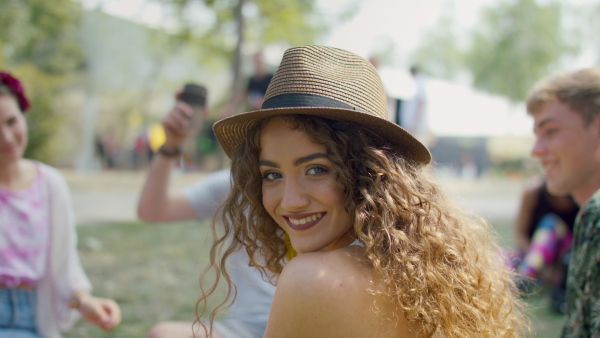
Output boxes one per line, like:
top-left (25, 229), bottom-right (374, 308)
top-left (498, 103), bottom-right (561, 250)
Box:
top-left (284, 212), bottom-right (325, 230)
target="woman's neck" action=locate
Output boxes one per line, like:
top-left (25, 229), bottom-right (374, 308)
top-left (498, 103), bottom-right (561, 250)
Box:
top-left (0, 159), bottom-right (35, 190)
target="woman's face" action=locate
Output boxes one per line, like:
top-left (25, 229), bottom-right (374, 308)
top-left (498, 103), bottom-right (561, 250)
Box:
top-left (0, 95), bottom-right (27, 165)
top-left (259, 117), bottom-right (354, 254)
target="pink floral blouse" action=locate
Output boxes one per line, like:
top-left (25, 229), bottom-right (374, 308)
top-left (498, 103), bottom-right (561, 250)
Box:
top-left (0, 170), bottom-right (49, 288)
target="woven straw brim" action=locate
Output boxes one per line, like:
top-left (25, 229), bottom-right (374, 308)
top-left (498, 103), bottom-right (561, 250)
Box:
top-left (213, 106), bottom-right (432, 166)
top-left (214, 45), bottom-right (431, 166)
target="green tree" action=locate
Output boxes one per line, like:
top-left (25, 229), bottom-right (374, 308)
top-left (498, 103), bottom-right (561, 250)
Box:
top-left (0, 0), bottom-right (83, 74)
top-left (410, 1), bottom-right (466, 81)
top-left (466, 0), bottom-right (578, 102)
top-left (150, 0), bottom-right (331, 102)
top-left (0, 0), bottom-right (83, 161)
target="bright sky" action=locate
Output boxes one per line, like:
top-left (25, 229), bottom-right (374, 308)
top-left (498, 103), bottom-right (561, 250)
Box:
top-left (83, 0), bottom-right (597, 67)
top-left (316, 0), bottom-right (484, 59)
top-left (78, 0), bottom-right (594, 138)
top-left (81, 0), bottom-right (487, 61)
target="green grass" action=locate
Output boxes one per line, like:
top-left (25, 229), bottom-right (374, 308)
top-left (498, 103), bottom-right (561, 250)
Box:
top-left (65, 220), bottom-right (226, 338)
top-left (65, 218), bottom-right (565, 337)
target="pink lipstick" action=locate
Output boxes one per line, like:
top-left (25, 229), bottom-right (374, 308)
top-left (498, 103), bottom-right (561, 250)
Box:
top-left (285, 212), bottom-right (325, 231)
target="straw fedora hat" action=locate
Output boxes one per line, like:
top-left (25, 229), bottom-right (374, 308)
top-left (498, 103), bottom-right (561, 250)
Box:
top-left (213, 45), bottom-right (431, 165)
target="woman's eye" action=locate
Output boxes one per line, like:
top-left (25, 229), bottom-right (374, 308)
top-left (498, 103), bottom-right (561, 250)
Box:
top-left (262, 171), bottom-right (282, 181)
top-left (307, 166), bottom-right (327, 176)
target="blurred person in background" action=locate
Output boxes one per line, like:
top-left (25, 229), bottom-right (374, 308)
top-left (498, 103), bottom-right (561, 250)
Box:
top-left (137, 86), bottom-right (275, 338)
top-left (401, 65), bottom-right (432, 147)
top-left (527, 67), bottom-right (600, 337)
top-left (223, 51), bottom-right (274, 118)
top-left (512, 175), bottom-right (579, 313)
top-left (0, 71), bottom-right (121, 337)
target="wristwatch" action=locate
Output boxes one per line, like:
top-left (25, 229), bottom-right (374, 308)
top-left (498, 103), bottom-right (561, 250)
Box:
top-left (158, 144), bottom-right (182, 158)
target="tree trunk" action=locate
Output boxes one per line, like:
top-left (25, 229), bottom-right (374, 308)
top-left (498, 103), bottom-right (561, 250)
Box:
top-left (230, 0), bottom-right (246, 100)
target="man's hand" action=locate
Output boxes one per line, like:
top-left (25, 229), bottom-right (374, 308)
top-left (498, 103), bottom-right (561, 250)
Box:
top-left (162, 89), bottom-right (197, 149)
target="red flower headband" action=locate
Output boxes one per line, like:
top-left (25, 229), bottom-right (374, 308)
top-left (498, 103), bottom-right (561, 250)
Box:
top-left (0, 72), bottom-right (30, 112)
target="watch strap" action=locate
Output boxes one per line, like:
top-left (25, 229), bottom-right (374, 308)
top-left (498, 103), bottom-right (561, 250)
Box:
top-left (158, 144), bottom-right (182, 158)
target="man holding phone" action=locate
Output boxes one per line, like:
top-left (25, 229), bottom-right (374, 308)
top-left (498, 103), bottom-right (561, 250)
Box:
top-left (138, 85), bottom-right (275, 338)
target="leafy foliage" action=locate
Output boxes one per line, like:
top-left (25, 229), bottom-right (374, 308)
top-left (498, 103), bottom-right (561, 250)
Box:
top-left (410, 2), bottom-right (466, 81)
top-left (0, 0), bottom-right (83, 74)
top-left (0, 0), bottom-right (83, 161)
top-left (19, 67), bottom-right (65, 162)
top-left (152, 0), bottom-right (323, 50)
top-left (466, 0), bottom-right (578, 102)
top-left (148, 0), bottom-right (327, 96)
top-left (411, 0), bottom-right (582, 102)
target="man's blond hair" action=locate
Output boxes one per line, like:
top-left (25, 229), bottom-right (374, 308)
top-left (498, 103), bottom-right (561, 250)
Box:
top-left (526, 67), bottom-right (600, 125)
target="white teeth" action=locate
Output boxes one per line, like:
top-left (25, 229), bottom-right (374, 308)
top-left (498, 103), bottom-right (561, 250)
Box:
top-left (290, 213), bottom-right (322, 225)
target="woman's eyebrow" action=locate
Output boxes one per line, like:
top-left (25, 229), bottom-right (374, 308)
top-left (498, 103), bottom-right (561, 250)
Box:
top-left (293, 153), bottom-right (328, 166)
top-left (258, 153), bottom-right (328, 168)
top-left (259, 159), bottom-right (278, 168)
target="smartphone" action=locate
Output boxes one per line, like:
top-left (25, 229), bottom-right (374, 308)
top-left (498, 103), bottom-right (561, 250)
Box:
top-left (179, 83), bottom-right (207, 108)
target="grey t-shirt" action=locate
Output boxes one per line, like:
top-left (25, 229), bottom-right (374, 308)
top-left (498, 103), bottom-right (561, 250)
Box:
top-left (182, 168), bottom-right (275, 338)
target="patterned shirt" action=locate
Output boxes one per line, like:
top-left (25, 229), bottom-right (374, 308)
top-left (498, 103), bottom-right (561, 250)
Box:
top-left (0, 169), bottom-right (49, 288)
top-left (562, 188), bottom-right (600, 337)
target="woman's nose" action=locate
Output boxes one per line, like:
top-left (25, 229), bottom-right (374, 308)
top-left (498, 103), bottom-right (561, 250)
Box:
top-left (0, 126), bottom-right (11, 143)
top-left (280, 177), bottom-right (309, 212)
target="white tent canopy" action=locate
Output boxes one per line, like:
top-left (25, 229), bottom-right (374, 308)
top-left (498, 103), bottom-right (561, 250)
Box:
top-left (378, 68), bottom-right (534, 138)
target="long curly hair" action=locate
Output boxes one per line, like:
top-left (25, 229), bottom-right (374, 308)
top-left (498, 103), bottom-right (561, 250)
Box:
top-left (196, 115), bottom-right (529, 337)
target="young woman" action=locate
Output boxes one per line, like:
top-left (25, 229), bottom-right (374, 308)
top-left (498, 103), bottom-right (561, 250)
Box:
top-left (0, 72), bottom-right (121, 337)
top-left (197, 45), bottom-right (528, 337)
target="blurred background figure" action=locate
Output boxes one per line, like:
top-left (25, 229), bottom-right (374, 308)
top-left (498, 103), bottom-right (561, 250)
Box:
top-left (93, 134), bottom-right (106, 168)
top-left (137, 87), bottom-right (275, 338)
top-left (459, 151), bottom-right (478, 180)
top-left (131, 129), bottom-right (151, 170)
top-left (511, 176), bottom-right (579, 313)
top-left (246, 52), bottom-right (274, 110)
top-left (0, 71), bottom-right (121, 337)
top-left (223, 51), bottom-right (274, 117)
top-left (101, 130), bottom-right (120, 169)
top-left (401, 65), bottom-right (432, 147)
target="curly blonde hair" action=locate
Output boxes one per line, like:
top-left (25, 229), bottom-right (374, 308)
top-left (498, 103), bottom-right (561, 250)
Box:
top-left (196, 115), bottom-right (529, 337)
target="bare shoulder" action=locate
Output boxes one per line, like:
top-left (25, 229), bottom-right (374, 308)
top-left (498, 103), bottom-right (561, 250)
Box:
top-left (279, 247), bottom-right (370, 291)
top-left (265, 248), bottom-right (421, 338)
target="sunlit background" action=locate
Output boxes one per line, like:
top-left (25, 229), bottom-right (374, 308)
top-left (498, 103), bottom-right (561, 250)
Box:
top-left (2, 0), bottom-right (598, 176)
top-left (3, 1), bottom-right (599, 336)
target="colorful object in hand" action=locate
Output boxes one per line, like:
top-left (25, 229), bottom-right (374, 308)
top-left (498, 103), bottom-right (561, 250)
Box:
top-left (0, 72), bottom-right (30, 112)
top-left (148, 123), bottom-right (166, 152)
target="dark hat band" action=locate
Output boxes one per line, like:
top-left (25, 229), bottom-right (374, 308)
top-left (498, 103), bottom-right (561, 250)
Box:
top-left (262, 93), bottom-right (368, 114)
top-left (213, 45), bottom-right (432, 166)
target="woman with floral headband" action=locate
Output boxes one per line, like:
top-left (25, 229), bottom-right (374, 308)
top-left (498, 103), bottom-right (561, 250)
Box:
top-left (196, 45), bottom-right (529, 337)
top-left (0, 72), bottom-right (121, 337)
